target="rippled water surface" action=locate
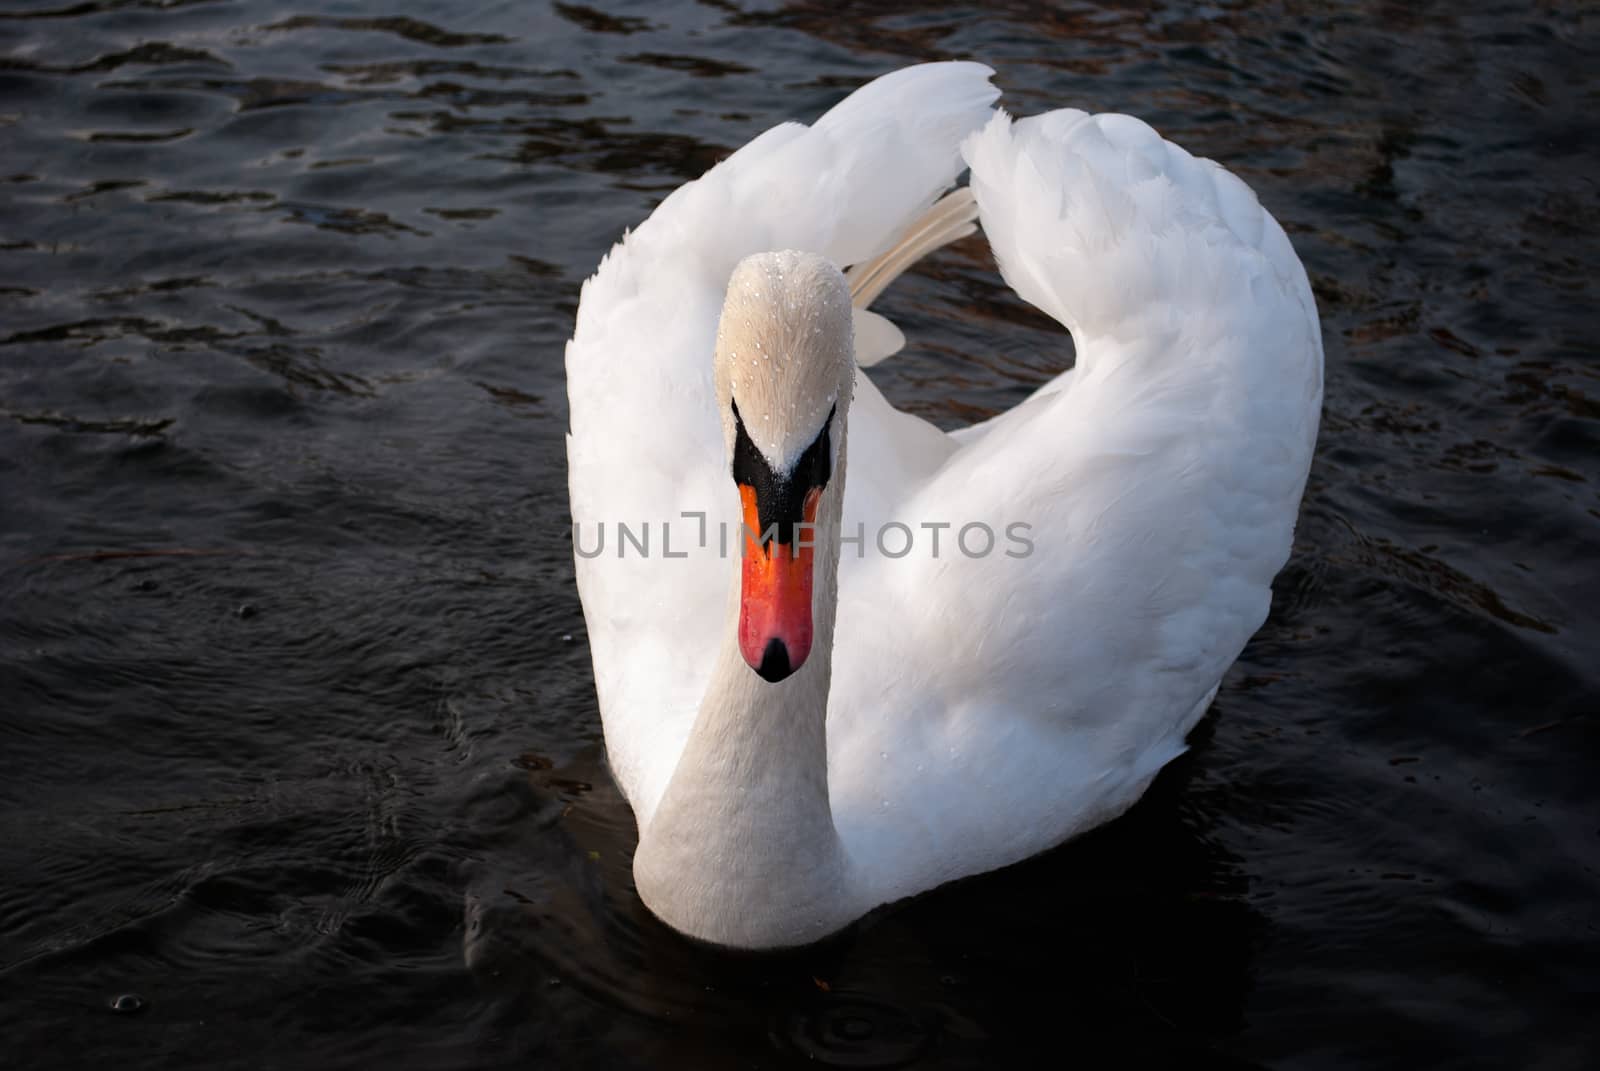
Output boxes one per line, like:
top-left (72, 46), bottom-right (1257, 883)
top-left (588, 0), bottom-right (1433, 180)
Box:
top-left (2, 2), bottom-right (1596, 1068)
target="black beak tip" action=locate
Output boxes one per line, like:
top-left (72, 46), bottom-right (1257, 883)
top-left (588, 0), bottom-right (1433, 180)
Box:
top-left (756, 638), bottom-right (793, 683)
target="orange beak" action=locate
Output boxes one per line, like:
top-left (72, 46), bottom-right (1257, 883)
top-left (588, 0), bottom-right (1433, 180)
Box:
top-left (737, 484), bottom-right (822, 682)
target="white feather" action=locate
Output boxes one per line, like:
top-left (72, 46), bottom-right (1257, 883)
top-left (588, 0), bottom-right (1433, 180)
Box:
top-left (565, 64), bottom-right (1322, 945)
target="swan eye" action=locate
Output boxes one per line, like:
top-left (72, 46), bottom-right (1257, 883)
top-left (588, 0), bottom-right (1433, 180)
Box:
top-left (792, 405), bottom-right (835, 491)
top-left (730, 399), bottom-right (833, 546)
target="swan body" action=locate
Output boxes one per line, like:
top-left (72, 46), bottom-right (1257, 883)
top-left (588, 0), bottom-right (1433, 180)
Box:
top-left (565, 63), bottom-right (1322, 948)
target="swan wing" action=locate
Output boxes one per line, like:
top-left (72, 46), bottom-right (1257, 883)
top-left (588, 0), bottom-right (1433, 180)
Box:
top-left (828, 109), bottom-right (1324, 901)
top-left (566, 63), bottom-right (999, 818)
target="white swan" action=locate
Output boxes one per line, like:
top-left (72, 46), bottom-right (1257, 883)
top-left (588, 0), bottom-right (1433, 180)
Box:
top-left (565, 63), bottom-right (1322, 949)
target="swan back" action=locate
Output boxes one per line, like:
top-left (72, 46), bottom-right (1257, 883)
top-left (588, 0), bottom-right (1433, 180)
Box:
top-left (821, 109), bottom-right (1323, 905)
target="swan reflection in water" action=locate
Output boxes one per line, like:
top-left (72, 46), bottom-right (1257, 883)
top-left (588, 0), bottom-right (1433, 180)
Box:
top-left (463, 741), bottom-right (1259, 1067)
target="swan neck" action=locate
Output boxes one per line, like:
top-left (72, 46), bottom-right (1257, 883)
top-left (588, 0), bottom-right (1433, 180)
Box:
top-left (631, 469), bottom-right (852, 948)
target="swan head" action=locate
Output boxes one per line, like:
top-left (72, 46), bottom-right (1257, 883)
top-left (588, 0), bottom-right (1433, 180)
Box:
top-left (713, 250), bottom-right (855, 684)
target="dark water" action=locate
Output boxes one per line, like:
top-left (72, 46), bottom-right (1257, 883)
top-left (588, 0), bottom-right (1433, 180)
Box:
top-left (2, 1), bottom-right (1596, 1068)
